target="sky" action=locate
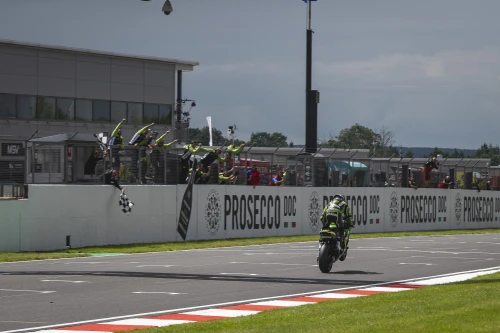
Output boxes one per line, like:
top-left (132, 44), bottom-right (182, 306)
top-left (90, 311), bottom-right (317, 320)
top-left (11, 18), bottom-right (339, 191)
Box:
top-left (1, 0), bottom-right (499, 149)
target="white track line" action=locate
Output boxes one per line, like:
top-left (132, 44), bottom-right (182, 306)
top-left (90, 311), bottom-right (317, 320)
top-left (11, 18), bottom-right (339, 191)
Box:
top-left (3, 267), bottom-right (500, 333)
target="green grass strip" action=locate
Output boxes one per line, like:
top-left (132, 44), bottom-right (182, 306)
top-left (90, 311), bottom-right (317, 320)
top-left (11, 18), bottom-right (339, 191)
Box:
top-left (0, 252), bottom-right (89, 263)
top-left (134, 271), bottom-right (500, 333)
top-left (1, 229), bottom-right (499, 263)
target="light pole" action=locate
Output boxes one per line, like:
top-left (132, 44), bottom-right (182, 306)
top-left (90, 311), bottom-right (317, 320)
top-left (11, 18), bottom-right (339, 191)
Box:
top-left (303, 0), bottom-right (319, 154)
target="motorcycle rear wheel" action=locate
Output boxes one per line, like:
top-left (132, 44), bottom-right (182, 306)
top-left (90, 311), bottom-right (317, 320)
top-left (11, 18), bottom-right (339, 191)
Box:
top-left (318, 243), bottom-right (334, 273)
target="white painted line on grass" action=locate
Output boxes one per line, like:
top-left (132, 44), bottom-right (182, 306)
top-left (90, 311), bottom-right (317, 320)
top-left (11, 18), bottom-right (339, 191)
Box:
top-left (400, 263), bottom-right (434, 266)
top-left (409, 269), bottom-right (500, 285)
top-left (219, 273), bottom-right (259, 276)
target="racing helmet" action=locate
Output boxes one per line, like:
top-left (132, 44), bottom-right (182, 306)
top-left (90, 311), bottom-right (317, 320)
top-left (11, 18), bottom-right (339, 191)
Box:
top-left (333, 194), bottom-right (345, 202)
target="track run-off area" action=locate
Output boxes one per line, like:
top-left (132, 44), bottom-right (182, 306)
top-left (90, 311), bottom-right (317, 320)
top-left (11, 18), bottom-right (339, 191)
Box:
top-left (1, 233), bottom-right (499, 332)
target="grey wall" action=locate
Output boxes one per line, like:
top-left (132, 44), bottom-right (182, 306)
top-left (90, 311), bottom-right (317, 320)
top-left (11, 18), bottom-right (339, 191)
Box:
top-left (0, 43), bottom-right (177, 141)
top-left (1, 184), bottom-right (499, 252)
top-left (0, 44), bottom-right (175, 104)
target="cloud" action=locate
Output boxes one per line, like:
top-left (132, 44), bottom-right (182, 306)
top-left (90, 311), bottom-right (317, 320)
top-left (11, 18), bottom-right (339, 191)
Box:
top-left (187, 47), bottom-right (500, 148)
top-left (195, 62), bottom-right (294, 76)
top-left (315, 47), bottom-right (500, 90)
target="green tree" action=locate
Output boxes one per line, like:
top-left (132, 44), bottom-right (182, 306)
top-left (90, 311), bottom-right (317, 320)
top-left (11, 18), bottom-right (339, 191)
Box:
top-left (321, 123), bottom-right (396, 157)
top-left (189, 126), bottom-right (225, 146)
top-left (450, 148), bottom-right (465, 158)
top-left (384, 145), bottom-right (400, 158)
top-left (378, 126), bottom-right (396, 156)
top-left (289, 141), bottom-right (294, 148)
top-left (322, 123), bottom-right (377, 150)
top-left (249, 132), bottom-right (287, 147)
top-left (422, 147), bottom-right (450, 158)
top-left (472, 143), bottom-right (500, 165)
top-left (404, 149), bottom-right (415, 158)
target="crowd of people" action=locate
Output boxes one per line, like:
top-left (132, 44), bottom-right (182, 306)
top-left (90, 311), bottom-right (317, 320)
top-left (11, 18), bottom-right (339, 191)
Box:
top-left (86, 121), bottom-right (292, 193)
top-left (87, 123), bottom-right (491, 194)
top-left (408, 156), bottom-right (491, 191)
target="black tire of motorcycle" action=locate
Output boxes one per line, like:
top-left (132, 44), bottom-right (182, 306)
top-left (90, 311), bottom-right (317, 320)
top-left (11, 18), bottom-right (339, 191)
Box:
top-left (318, 243), bottom-right (333, 273)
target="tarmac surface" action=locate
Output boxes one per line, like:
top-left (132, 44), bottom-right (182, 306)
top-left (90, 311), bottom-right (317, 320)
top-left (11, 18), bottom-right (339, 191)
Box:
top-left (1, 233), bottom-right (499, 332)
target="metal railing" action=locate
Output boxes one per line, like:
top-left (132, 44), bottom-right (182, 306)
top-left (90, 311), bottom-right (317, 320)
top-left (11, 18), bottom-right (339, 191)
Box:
top-left (19, 142), bottom-right (494, 190)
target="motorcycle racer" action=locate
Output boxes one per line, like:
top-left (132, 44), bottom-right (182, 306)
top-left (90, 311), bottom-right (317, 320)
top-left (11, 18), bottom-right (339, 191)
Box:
top-left (320, 194), bottom-right (354, 256)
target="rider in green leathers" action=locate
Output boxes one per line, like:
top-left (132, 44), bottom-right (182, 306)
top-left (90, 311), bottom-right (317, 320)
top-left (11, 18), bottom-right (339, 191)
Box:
top-left (320, 194), bottom-right (354, 255)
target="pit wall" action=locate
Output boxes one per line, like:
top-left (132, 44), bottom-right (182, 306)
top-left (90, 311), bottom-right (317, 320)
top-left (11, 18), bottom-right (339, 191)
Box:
top-left (1, 185), bottom-right (499, 252)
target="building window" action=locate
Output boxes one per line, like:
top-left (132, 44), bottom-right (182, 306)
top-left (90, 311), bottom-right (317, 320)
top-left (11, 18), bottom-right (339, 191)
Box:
top-left (127, 102), bottom-right (143, 125)
top-left (0, 93), bottom-right (16, 118)
top-left (17, 95), bottom-right (36, 119)
top-left (93, 100), bottom-right (110, 122)
top-left (75, 99), bottom-right (92, 121)
top-left (159, 104), bottom-right (172, 125)
top-left (143, 103), bottom-right (159, 124)
top-left (56, 98), bottom-right (75, 120)
top-left (34, 148), bottom-right (61, 173)
top-left (36, 97), bottom-right (56, 120)
top-left (111, 102), bottom-right (127, 124)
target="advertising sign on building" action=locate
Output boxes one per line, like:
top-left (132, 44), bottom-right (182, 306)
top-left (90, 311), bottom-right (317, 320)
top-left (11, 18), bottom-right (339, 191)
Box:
top-left (1, 143), bottom-right (24, 156)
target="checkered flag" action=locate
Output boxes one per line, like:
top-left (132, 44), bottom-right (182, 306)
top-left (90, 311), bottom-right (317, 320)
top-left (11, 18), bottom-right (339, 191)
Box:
top-left (119, 193), bottom-right (134, 214)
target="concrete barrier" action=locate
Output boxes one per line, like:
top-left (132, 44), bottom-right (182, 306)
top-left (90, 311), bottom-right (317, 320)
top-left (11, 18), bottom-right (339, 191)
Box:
top-left (0, 185), bottom-right (499, 252)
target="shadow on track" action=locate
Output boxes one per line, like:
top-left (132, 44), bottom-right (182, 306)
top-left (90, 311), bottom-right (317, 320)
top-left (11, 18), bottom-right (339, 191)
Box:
top-left (334, 270), bottom-right (382, 275)
top-left (0, 270), bottom-right (384, 286)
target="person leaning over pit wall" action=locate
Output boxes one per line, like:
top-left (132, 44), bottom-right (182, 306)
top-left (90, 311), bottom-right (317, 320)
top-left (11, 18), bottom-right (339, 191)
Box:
top-left (108, 118), bottom-right (126, 169)
top-left (423, 157), bottom-right (439, 187)
top-left (128, 122), bottom-right (156, 181)
top-left (104, 169), bottom-right (125, 194)
top-left (180, 140), bottom-right (203, 182)
top-left (224, 142), bottom-right (246, 168)
top-left (154, 130), bottom-right (177, 149)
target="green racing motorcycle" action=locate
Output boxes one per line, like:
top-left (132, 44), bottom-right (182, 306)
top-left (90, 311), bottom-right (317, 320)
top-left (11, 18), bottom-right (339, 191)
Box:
top-left (317, 218), bottom-right (350, 273)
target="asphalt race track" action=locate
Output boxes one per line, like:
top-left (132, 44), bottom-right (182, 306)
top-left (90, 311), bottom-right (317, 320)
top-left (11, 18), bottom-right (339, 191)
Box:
top-left (1, 233), bottom-right (499, 332)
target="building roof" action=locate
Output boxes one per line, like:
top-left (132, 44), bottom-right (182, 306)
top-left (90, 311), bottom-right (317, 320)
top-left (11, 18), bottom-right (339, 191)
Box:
top-left (29, 133), bottom-right (100, 144)
top-left (0, 39), bottom-right (199, 71)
